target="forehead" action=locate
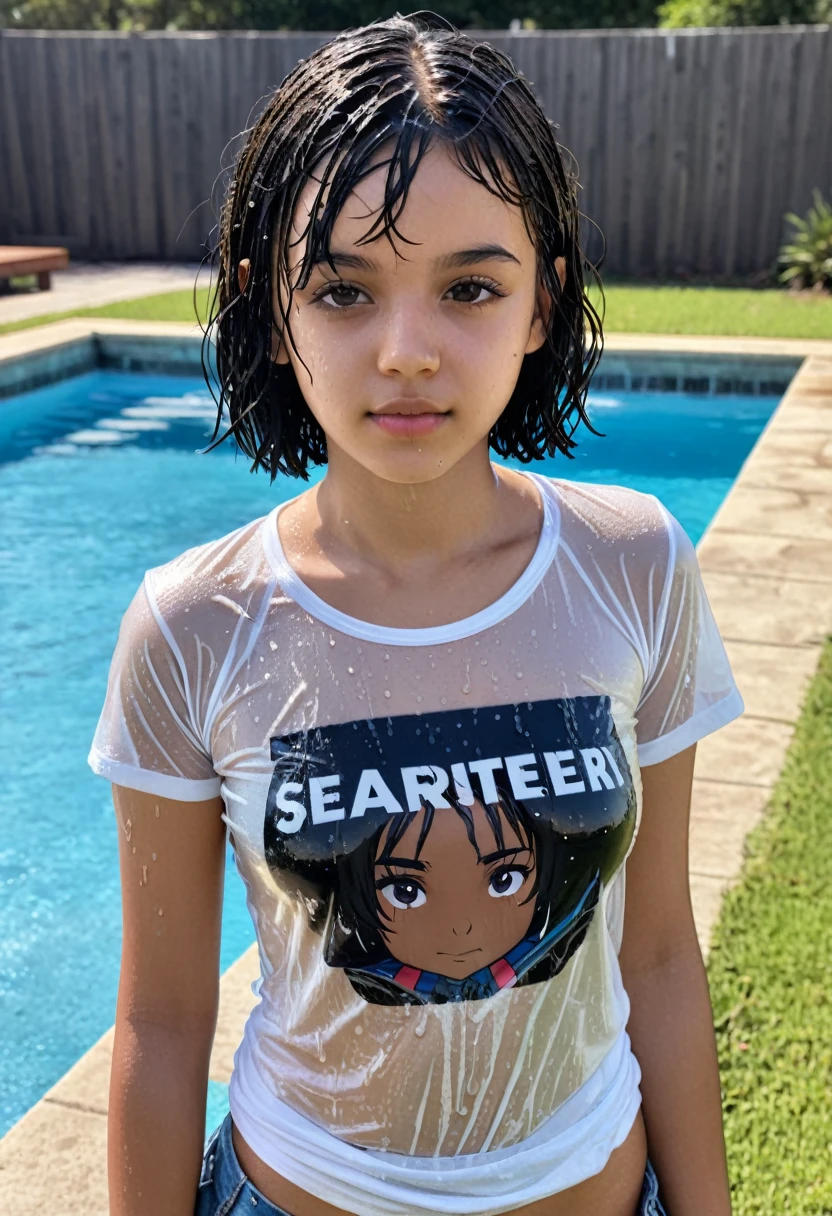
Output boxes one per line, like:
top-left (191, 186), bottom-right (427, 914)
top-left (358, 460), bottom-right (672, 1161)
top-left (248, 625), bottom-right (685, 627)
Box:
top-left (291, 141), bottom-right (534, 270)
top-left (386, 802), bottom-right (528, 860)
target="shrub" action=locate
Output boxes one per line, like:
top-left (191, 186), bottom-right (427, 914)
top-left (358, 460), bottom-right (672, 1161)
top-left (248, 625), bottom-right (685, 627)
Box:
top-left (658, 0), bottom-right (831, 25)
top-left (778, 191), bottom-right (832, 294)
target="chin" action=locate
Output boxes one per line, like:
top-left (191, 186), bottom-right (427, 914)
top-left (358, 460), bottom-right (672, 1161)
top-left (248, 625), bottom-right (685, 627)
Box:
top-left (362, 450), bottom-right (468, 486)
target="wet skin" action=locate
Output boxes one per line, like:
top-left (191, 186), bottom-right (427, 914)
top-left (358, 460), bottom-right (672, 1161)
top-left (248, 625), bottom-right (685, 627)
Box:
top-left (375, 802), bottom-right (536, 979)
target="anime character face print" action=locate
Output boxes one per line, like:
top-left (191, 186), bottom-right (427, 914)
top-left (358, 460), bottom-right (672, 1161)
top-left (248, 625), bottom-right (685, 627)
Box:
top-left (264, 697), bottom-right (636, 1006)
top-left (374, 799), bottom-right (537, 981)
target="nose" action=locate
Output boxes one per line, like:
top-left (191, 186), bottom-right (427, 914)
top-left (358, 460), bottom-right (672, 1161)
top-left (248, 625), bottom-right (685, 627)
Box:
top-left (376, 303), bottom-right (440, 379)
top-left (452, 918), bottom-right (473, 937)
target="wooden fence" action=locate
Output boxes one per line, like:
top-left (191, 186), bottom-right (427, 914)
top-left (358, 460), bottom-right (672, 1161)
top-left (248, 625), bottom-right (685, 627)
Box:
top-left (1, 26), bottom-right (830, 277)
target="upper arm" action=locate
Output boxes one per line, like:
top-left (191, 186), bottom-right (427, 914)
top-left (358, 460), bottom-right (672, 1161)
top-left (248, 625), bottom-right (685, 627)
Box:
top-left (114, 784), bottom-right (226, 1033)
top-left (619, 744), bottom-right (699, 979)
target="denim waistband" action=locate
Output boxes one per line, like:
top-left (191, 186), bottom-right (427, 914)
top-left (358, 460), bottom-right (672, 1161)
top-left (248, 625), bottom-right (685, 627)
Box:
top-left (197, 1113), bottom-right (667, 1216)
top-left (197, 1114), bottom-right (291, 1216)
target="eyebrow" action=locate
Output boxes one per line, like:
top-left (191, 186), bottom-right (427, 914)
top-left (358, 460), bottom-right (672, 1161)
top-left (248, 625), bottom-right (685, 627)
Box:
top-left (376, 856), bottom-right (429, 872)
top-left (314, 244), bottom-right (522, 274)
top-left (478, 846), bottom-right (533, 866)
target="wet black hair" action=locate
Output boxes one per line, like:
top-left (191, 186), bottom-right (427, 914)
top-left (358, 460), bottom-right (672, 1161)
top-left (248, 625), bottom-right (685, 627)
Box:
top-left (204, 10), bottom-right (604, 481)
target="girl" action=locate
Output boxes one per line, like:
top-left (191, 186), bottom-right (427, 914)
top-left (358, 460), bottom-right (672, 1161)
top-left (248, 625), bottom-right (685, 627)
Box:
top-left (90, 13), bottom-right (742, 1216)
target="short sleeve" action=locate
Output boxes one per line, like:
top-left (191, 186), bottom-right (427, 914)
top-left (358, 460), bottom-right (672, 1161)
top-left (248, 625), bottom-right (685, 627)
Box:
top-left (635, 508), bottom-right (744, 767)
top-left (88, 575), bottom-right (222, 802)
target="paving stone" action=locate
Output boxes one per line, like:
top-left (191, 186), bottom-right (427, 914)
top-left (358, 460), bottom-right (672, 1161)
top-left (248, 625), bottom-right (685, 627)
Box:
top-left (209, 944), bottom-right (261, 1084)
top-left (739, 462), bottom-right (832, 495)
top-left (0, 1101), bottom-right (108, 1215)
top-left (698, 530), bottom-right (832, 583)
top-left (722, 639), bottom-right (822, 723)
top-left (694, 715), bottom-right (795, 788)
top-left (700, 570), bottom-right (832, 646)
top-left (689, 874), bottom-right (734, 958)
top-left (709, 485), bottom-right (832, 541)
top-left (46, 1029), bottom-right (113, 1116)
top-left (689, 780), bottom-right (770, 881)
top-left (0, 261), bottom-right (201, 327)
top-left (765, 405), bottom-right (832, 433)
top-left (745, 428), bottom-right (831, 466)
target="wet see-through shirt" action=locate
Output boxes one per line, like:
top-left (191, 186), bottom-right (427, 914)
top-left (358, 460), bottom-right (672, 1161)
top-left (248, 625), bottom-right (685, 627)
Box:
top-left (90, 473), bottom-right (743, 1215)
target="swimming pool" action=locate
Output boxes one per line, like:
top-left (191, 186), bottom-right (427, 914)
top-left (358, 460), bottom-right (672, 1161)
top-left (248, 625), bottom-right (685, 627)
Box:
top-left (0, 369), bottom-right (781, 1136)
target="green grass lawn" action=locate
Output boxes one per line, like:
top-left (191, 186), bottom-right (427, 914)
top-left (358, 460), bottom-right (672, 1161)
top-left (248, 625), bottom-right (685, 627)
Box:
top-left (0, 288), bottom-right (212, 336)
top-left (594, 285), bottom-right (832, 340)
top-left (708, 638), bottom-right (832, 1214)
top-left (1, 283), bottom-right (831, 339)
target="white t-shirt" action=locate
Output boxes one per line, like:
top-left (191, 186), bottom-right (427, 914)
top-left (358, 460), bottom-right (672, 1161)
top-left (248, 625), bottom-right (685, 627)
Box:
top-left (90, 473), bottom-right (743, 1215)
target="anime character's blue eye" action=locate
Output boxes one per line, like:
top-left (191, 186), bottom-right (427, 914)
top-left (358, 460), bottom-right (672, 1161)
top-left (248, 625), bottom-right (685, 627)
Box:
top-left (488, 868), bottom-right (526, 898)
top-left (380, 880), bottom-right (427, 910)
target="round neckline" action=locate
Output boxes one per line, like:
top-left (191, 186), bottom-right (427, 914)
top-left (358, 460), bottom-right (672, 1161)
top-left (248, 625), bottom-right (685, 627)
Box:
top-left (260, 470), bottom-right (561, 647)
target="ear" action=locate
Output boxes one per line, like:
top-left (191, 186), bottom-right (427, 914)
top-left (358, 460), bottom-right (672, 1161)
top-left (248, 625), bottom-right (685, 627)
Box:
top-left (237, 258), bottom-right (250, 294)
top-left (524, 257), bottom-right (566, 356)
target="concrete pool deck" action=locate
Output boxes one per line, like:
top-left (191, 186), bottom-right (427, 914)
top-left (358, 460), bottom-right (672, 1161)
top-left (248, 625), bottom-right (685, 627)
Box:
top-left (1, 322), bottom-right (831, 1212)
top-left (0, 262), bottom-right (202, 328)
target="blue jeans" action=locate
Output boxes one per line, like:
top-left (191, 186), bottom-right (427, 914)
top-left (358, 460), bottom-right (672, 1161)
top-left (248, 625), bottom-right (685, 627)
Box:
top-left (196, 1114), bottom-right (668, 1215)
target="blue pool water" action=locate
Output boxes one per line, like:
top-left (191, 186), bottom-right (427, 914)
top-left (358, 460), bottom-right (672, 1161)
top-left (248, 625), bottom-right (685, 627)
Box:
top-left (0, 370), bottom-right (780, 1136)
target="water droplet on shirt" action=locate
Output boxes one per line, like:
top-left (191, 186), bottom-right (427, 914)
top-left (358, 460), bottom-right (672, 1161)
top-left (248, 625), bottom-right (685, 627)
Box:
top-left (158, 908), bottom-right (164, 917)
top-left (329, 638), bottom-right (336, 647)
top-left (384, 689), bottom-right (391, 699)
top-left (354, 1025), bottom-right (363, 1035)
top-left (348, 667), bottom-right (355, 675)
top-left (269, 640), bottom-right (278, 651)
top-left (516, 671), bottom-right (523, 679)
top-left (152, 853), bottom-right (157, 861)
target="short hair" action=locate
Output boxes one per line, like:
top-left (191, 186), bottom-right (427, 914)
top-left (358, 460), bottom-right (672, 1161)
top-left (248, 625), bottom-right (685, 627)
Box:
top-left (204, 11), bottom-right (604, 481)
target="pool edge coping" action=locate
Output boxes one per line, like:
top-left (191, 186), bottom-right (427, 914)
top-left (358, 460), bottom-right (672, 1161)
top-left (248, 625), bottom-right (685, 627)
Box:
top-left (1, 324), bottom-right (831, 1212)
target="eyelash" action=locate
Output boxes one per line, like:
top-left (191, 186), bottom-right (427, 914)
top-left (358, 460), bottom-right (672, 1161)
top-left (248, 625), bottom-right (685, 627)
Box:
top-left (310, 275), bottom-right (508, 311)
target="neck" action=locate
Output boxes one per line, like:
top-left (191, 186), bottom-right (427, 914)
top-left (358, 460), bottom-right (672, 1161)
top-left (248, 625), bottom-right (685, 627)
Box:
top-left (313, 442), bottom-right (520, 568)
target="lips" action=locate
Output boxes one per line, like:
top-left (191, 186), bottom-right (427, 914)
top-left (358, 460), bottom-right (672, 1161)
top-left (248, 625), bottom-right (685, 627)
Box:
top-left (368, 398), bottom-right (450, 438)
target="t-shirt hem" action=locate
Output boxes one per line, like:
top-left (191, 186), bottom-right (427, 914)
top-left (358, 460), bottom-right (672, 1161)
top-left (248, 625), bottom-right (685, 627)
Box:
top-left (227, 1025), bottom-right (640, 1214)
top-left (636, 686), bottom-right (745, 767)
top-left (88, 747), bottom-right (222, 801)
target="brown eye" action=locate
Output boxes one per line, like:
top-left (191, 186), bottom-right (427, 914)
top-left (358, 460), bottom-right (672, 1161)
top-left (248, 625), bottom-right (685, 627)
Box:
top-left (327, 284), bottom-right (361, 307)
top-left (315, 282), bottom-right (368, 309)
top-left (448, 280), bottom-right (495, 305)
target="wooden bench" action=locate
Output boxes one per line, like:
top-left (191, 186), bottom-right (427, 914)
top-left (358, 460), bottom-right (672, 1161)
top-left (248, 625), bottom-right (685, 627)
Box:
top-left (0, 245), bottom-right (69, 291)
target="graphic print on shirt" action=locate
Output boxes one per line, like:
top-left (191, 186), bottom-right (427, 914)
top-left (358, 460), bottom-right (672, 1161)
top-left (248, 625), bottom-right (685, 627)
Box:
top-left (264, 697), bottom-right (635, 1006)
